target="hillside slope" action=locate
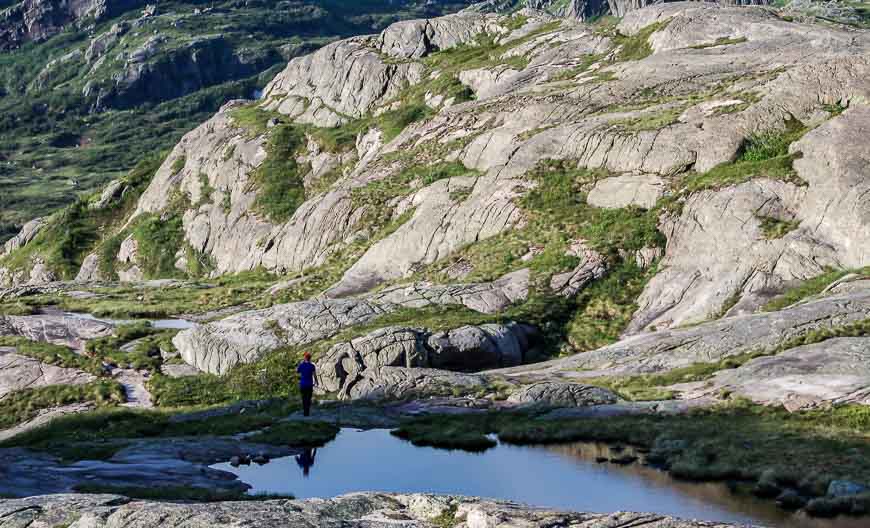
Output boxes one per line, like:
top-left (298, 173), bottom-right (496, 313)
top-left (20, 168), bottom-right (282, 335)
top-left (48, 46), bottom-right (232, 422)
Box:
top-left (2, 0), bottom-right (869, 411)
top-left (0, 0), bottom-right (478, 241)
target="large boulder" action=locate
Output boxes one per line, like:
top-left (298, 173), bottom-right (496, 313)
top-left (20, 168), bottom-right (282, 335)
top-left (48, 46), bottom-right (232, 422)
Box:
top-left (316, 323), bottom-right (538, 398)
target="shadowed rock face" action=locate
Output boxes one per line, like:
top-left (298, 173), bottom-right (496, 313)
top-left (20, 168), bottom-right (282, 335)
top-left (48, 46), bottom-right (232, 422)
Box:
top-left (0, 492), bottom-right (752, 527)
top-left (316, 323), bottom-right (538, 398)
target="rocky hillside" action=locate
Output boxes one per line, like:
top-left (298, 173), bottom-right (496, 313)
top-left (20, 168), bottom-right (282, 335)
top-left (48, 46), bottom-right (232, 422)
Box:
top-left (2, 0), bottom-right (869, 414)
top-left (0, 0), bottom-right (481, 243)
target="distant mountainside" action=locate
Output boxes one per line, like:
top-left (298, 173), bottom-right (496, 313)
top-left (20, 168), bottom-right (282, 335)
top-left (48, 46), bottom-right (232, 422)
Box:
top-left (0, 0), bottom-right (477, 242)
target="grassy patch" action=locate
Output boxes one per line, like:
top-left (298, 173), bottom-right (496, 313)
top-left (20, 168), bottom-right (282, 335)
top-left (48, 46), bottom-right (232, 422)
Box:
top-left (84, 323), bottom-right (176, 371)
top-left (1, 400), bottom-right (300, 454)
top-left (613, 20), bottom-right (670, 62)
top-left (0, 380), bottom-right (125, 430)
top-left (610, 105), bottom-right (685, 132)
top-left (250, 124), bottom-right (308, 223)
top-left (762, 269), bottom-right (856, 312)
top-left (664, 121), bottom-right (809, 211)
top-left (246, 421), bottom-right (340, 447)
top-left (757, 215), bottom-right (800, 239)
top-left (130, 213), bottom-right (185, 279)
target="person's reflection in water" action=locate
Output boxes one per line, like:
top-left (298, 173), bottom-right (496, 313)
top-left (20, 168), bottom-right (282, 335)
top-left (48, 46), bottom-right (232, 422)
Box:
top-left (296, 448), bottom-right (317, 477)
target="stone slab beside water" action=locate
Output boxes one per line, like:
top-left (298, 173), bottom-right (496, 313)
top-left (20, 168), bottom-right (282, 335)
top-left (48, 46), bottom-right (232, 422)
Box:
top-left (0, 492), bottom-right (753, 527)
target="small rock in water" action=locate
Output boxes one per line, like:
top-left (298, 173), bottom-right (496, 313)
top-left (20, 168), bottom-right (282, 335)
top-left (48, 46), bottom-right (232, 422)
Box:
top-left (595, 457), bottom-right (609, 464)
top-left (252, 454), bottom-right (269, 465)
top-left (609, 455), bottom-right (638, 465)
top-left (229, 456), bottom-right (241, 467)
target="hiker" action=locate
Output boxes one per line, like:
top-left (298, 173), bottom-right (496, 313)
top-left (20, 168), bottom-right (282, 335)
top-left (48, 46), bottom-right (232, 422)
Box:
top-left (296, 447), bottom-right (317, 477)
top-left (297, 352), bottom-right (316, 416)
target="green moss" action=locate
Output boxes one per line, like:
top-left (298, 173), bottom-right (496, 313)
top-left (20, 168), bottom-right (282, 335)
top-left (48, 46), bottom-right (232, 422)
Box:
top-left (757, 215), bottom-right (800, 239)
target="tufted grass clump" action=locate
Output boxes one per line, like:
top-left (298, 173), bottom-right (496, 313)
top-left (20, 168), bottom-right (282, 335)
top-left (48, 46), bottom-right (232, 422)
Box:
top-left (613, 20), bottom-right (671, 62)
top-left (246, 421), bottom-right (339, 447)
top-left (757, 215), bottom-right (800, 239)
top-left (0, 380), bottom-right (126, 430)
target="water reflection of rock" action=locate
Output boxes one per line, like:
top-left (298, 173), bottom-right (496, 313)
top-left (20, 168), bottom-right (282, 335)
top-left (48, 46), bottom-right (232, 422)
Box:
top-left (544, 443), bottom-right (868, 528)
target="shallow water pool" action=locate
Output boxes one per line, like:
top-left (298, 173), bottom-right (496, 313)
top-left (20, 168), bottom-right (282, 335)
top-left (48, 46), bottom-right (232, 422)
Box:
top-left (212, 428), bottom-right (866, 528)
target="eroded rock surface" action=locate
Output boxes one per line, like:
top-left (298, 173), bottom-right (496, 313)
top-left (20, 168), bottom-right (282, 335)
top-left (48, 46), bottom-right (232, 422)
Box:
top-left (507, 382), bottom-right (618, 407)
top-left (0, 348), bottom-right (94, 399)
top-left (0, 492), bottom-right (751, 527)
top-left (317, 323), bottom-right (537, 397)
top-left (0, 314), bottom-right (113, 351)
top-left (676, 337), bottom-right (870, 411)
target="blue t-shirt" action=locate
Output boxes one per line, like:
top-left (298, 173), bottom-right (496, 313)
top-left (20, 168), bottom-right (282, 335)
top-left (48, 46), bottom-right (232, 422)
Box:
top-left (297, 361), bottom-right (316, 388)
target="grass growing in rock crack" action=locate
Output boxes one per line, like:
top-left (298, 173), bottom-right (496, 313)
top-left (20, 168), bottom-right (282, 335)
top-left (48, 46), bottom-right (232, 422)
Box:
top-left (757, 215), bottom-right (800, 239)
top-left (612, 20), bottom-right (671, 62)
top-left (762, 267), bottom-right (869, 312)
top-left (662, 120), bottom-right (809, 213)
top-left (586, 318), bottom-right (870, 401)
top-left (0, 380), bottom-right (126, 430)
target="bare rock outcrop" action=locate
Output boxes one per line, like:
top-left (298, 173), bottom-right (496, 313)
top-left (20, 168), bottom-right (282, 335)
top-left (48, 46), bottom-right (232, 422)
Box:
top-left (495, 288), bottom-right (870, 379)
top-left (676, 337), bottom-right (870, 410)
top-left (175, 272), bottom-right (532, 375)
top-left (507, 382), bottom-right (618, 407)
top-left (1, 218), bottom-right (45, 257)
top-left (317, 323), bottom-right (537, 397)
top-left (0, 348), bottom-right (94, 399)
top-left (0, 492), bottom-right (751, 527)
top-left (0, 314), bottom-right (113, 351)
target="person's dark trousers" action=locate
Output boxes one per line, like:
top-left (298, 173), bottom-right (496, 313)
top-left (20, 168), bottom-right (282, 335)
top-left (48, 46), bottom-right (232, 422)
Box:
top-left (300, 387), bottom-right (313, 416)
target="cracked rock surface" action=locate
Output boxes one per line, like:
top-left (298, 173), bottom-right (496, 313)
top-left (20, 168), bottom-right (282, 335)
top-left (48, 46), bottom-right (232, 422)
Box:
top-left (0, 492), bottom-right (751, 528)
